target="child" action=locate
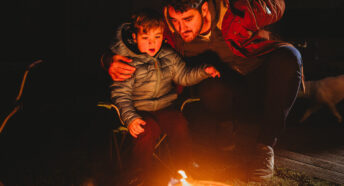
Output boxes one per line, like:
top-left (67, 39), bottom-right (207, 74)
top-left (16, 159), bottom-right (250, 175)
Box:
top-left (110, 9), bottom-right (220, 184)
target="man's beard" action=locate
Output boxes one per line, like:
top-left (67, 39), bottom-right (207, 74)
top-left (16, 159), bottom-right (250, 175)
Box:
top-left (180, 24), bottom-right (202, 42)
top-left (181, 30), bottom-right (197, 42)
top-left (180, 14), bottom-right (204, 42)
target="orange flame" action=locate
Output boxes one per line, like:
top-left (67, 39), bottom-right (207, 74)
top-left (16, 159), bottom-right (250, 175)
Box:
top-left (178, 170), bottom-right (191, 186)
top-left (178, 170), bottom-right (187, 179)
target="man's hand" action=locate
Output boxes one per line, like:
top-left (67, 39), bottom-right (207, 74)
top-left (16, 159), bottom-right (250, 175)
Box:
top-left (109, 55), bottom-right (136, 81)
top-left (205, 66), bottom-right (221, 78)
top-left (128, 118), bottom-right (146, 138)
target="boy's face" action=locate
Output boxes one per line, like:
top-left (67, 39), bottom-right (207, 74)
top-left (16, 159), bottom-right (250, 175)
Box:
top-left (133, 27), bottom-right (164, 57)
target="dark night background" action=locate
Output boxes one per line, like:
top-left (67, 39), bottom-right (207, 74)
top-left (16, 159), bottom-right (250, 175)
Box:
top-left (0, 0), bottom-right (344, 185)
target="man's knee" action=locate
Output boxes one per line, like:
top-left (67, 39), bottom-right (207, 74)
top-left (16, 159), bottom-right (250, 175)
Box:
top-left (266, 46), bottom-right (302, 79)
top-left (276, 46), bottom-right (302, 69)
top-left (197, 79), bottom-right (234, 112)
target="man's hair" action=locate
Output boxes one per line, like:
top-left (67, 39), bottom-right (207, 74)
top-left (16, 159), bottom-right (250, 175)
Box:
top-left (131, 9), bottom-right (165, 34)
top-left (163, 0), bottom-right (207, 12)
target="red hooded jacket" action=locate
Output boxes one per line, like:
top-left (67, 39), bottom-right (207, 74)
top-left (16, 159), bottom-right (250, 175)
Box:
top-left (163, 0), bottom-right (290, 58)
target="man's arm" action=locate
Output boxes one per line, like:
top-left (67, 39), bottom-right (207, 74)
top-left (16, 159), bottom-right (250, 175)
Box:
top-left (100, 48), bottom-right (114, 70)
top-left (230, 0), bottom-right (285, 31)
top-left (100, 49), bottom-right (136, 81)
top-left (221, 0), bottom-right (286, 57)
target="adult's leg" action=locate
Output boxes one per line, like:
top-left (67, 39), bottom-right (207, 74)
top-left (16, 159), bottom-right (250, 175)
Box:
top-left (182, 73), bottom-right (239, 150)
top-left (242, 46), bottom-right (302, 181)
top-left (153, 107), bottom-right (192, 170)
top-left (255, 46), bottom-right (302, 147)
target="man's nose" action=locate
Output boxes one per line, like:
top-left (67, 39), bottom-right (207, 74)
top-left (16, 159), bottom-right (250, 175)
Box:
top-left (180, 21), bottom-right (188, 33)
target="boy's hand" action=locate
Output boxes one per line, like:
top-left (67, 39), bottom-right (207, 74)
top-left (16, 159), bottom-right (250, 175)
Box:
top-left (205, 66), bottom-right (221, 78)
top-left (109, 55), bottom-right (136, 81)
top-left (128, 118), bottom-right (146, 138)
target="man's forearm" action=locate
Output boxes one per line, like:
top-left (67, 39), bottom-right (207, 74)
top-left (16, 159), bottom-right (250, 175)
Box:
top-left (100, 49), bottom-right (114, 70)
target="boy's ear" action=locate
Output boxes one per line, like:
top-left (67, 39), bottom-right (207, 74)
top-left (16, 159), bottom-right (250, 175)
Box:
top-left (132, 33), bottom-right (137, 43)
top-left (201, 2), bottom-right (209, 17)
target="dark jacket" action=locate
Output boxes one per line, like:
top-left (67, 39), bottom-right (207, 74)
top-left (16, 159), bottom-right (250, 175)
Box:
top-left (110, 23), bottom-right (210, 126)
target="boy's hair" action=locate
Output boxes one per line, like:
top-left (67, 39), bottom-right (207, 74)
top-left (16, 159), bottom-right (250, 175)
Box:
top-left (131, 9), bottom-right (165, 34)
top-left (163, 0), bottom-right (207, 13)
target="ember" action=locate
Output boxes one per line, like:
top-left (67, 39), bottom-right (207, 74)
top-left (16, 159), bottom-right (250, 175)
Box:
top-left (168, 170), bottom-right (231, 186)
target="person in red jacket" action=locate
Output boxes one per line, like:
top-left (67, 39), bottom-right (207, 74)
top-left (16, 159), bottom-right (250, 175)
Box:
top-left (101, 0), bottom-right (302, 182)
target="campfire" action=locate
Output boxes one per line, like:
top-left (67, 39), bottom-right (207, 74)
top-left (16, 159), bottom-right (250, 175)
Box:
top-left (168, 170), bottom-right (231, 186)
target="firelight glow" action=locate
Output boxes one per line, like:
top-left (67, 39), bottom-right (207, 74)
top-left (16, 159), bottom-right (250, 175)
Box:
top-left (178, 170), bottom-right (187, 179)
top-left (170, 169), bottom-right (232, 186)
top-left (178, 170), bottom-right (191, 186)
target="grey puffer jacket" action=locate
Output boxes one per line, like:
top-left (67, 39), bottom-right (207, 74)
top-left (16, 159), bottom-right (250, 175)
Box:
top-left (110, 23), bottom-right (210, 126)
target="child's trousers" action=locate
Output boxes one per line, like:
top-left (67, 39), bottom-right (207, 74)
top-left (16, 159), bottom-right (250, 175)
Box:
top-left (129, 106), bottom-right (192, 174)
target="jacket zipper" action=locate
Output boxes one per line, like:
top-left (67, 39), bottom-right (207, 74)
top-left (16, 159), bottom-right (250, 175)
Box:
top-left (152, 58), bottom-right (161, 110)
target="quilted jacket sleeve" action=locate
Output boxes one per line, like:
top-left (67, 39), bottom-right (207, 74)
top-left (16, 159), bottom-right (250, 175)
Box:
top-left (110, 77), bottom-right (141, 127)
top-left (171, 52), bottom-right (210, 87)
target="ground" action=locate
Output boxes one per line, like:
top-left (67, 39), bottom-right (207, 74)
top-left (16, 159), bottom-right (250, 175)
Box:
top-left (1, 73), bottom-right (343, 185)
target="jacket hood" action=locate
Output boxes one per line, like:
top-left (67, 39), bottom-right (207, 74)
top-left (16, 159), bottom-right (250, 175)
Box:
top-left (110, 23), bottom-right (144, 59)
top-left (110, 23), bottom-right (176, 61)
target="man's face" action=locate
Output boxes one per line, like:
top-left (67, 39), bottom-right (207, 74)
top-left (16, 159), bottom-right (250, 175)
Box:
top-left (168, 6), bottom-right (203, 42)
top-left (133, 27), bottom-right (164, 57)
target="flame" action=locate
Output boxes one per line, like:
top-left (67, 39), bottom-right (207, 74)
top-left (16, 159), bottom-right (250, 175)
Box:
top-left (178, 170), bottom-right (191, 186)
top-left (178, 170), bottom-right (188, 179)
top-left (169, 170), bottom-right (231, 186)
